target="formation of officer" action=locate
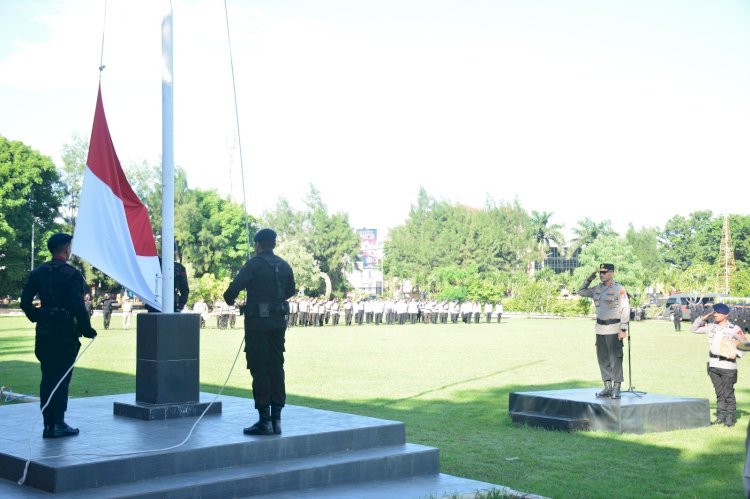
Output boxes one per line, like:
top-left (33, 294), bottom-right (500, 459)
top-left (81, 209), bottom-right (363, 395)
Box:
top-left (224, 229), bottom-right (296, 436)
top-left (20, 233), bottom-right (97, 438)
top-left (579, 263), bottom-right (630, 400)
top-left (691, 303), bottom-right (746, 427)
top-left (285, 297), bottom-right (505, 327)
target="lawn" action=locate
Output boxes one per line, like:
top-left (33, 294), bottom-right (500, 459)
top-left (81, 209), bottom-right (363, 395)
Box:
top-left (1, 314), bottom-right (747, 498)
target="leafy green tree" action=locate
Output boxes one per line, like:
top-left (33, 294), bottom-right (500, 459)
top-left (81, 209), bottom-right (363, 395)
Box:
top-left (0, 136), bottom-right (63, 295)
top-left (191, 272), bottom-right (231, 305)
top-left (176, 189), bottom-right (254, 279)
top-left (730, 268), bottom-right (750, 297)
top-left (276, 238), bottom-right (320, 295)
top-left (59, 133), bottom-right (88, 229)
top-left (660, 211), bottom-right (719, 268)
top-left (572, 235), bottom-right (646, 303)
top-left (262, 198), bottom-right (304, 239)
top-left (299, 185), bottom-right (360, 294)
top-left (384, 189), bottom-right (534, 293)
top-left (624, 224), bottom-right (665, 277)
top-left (567, 218), bottom-right (616, 257)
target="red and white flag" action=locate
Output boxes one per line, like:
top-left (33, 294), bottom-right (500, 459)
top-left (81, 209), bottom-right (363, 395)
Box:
top-left (73, 85), bottom-right (162, 310)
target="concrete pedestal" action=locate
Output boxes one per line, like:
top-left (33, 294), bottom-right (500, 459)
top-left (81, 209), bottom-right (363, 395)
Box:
top-left (113, 313), bottom-right (222, 420)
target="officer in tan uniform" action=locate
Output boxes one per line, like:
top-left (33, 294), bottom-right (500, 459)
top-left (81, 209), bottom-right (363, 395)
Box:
top-left (691, 303), bottom-right (746, 427)
top-left (579, 263), bottom-right (630, 399)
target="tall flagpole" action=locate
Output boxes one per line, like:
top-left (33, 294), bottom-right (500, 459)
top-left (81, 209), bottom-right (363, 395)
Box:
top-left (161, 1), bottom-right (175, 313)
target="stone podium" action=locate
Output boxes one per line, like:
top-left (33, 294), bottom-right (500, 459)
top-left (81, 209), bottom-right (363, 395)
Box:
top-left (113, 312), bottom-right (222, 420)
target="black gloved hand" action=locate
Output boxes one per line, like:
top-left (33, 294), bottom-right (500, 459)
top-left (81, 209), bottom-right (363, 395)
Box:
top-left (82, 328), bottom-right (97, 339)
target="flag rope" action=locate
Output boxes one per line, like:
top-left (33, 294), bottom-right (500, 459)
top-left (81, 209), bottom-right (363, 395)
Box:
top-left (98, 0), bottom-right (108, 75)
top-left (224, 0), bottom-right (253, 259)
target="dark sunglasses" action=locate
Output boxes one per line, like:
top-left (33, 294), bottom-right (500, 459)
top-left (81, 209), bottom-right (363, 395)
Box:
top-left (599, 270), bottom-right (610, 274)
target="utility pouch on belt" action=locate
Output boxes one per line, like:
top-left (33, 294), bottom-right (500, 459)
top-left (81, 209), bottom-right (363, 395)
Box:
top-left (258, 303), bottom-right (270, 318)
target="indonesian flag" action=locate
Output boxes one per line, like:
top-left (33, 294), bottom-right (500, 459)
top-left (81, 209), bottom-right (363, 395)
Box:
top-left (72, 85), bottom-right (162, 310)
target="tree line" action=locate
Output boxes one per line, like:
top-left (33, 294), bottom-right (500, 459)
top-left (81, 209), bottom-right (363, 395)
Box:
top-left (2, 133), bottom-right (749, 313)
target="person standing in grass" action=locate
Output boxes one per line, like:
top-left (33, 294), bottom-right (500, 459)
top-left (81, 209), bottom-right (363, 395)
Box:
top-left (691, 303), bottom-right (746, 427)
top-left (579, 263), bottom-right (630, 400)
top-left (121, 297), bottom-right (133, 330)
top-left (20, 233), bottom-right (97, 438)
top-left (224, 229), bottom-right (296, 436)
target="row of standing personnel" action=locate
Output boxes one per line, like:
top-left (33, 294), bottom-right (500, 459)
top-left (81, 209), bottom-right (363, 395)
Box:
top-left (287, 299), bottom-right (503, 327)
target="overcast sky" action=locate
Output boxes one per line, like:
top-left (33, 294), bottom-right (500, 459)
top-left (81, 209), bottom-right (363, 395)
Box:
top-left (2, 0), bottom-right (749, 239)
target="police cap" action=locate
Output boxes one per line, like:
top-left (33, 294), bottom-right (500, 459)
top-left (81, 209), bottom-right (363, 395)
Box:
top-left (47, 233), bottom-right (73, 253)
top-left (253, 228), bottom-right (277, 243)
top-left (599, 263), bottom-right (615, 272)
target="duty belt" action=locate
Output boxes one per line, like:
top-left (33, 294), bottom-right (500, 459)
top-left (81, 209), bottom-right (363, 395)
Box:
top-left (596, 318), bottom-right (620, 325)
top-left (709, 352), bottom-right (736, 363)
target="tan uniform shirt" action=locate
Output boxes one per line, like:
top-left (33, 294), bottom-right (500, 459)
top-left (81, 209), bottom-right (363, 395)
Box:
top-left (691, 318), bottom-right (744, 370)
top-left (578, 278), bottom-right (630, 335)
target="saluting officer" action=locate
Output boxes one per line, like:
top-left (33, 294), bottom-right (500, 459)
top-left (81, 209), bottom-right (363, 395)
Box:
top-left (579, 263), bottom-right (630, 399)
top-left (691, 303), bottom-right (746, 427)
top-left (20, 233), bottom-right (97, 438)
top-left (224, 229), bottom-right (296, 436)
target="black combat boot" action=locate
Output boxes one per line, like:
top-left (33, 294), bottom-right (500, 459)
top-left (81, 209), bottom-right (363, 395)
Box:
top-left (271, 405), bottom-right (283, 435)
top-left (596, 381), bottom-right (612, 398)
top-left (725, 411), bottom-right (736, 427)
top-left (610, 382), bottom-right (621, 399)
top-left (44, 413), bottom-right (79, 438)
top-left (711, 410), bottom-right (726, 425)
top-left (244, 406), bottom-right (273, 436)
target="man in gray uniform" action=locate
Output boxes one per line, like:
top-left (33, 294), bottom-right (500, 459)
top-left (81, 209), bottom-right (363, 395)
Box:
top-left (691, 303), bottom-right (746, 426)
top-left (579, 263), bottom-right (630, 399)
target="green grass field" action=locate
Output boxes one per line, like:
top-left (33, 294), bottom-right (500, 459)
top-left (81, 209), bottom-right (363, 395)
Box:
top-left (1, 314), bottom-right (747, 498)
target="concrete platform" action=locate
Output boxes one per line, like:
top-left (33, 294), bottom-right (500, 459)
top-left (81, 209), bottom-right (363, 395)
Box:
top-left (0, 393), bottom-right (508, 498)
top-left (509, 388), bottom-right (710, 433)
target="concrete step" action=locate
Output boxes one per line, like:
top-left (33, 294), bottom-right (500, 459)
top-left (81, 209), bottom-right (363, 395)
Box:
top-left (58, 444), bottom-right (439, 498)
top-left (253, 473), bottom-right (522, 499)
top-left (510, 411), bottom-right (589, 431)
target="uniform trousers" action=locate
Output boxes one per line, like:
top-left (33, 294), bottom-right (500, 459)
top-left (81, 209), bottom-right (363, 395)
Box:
top-left (36, 334), bottom-right (80, 422)
top-left (245, 327), bottom-right (286, 410)
top-left (595, 333), bottom-right (623, 383)
top-left (708, 366), bottom-right (738, 416)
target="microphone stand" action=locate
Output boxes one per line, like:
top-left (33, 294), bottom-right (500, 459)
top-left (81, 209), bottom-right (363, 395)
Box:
top-left (624, 321), bottom-right (646, 397)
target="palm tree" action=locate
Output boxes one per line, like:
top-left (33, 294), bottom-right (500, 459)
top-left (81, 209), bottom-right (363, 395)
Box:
top-left (530, 211), bottom-right (565, 264)
top-left (567, 218), bottom-right (616, 257)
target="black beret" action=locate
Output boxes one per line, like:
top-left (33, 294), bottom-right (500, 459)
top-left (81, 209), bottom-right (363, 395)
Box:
top-left (599, 263), bottom-right (615, 272)
top-left (47, 233), bottom-right (73, 253)
top-left (253, 228), bottom-right (277, 243)
top-left (713, 303), bottom-right (730, 314)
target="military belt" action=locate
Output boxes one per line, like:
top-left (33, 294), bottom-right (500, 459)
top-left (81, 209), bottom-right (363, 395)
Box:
top-left (596, 318), bottom-right (620, 325)
top-left (709, 352), bottom-right (736, 363)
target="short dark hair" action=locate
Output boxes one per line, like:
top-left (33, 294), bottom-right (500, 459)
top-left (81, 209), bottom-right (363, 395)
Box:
top-left (47, 233), bottom-right (73, 254)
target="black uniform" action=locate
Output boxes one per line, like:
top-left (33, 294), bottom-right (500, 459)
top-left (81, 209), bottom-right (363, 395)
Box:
top-left (174, 262), bottom-right (189, 311)
top-left (144, 262), bottom-right (190, 313)
top-left (100, 296), bottom-right (115, 329)
top-left (672, 303), bottom-right (682, 331)
top-left (20, 258), bottom-right (95, 431)
top-left (224, 251), bottom-right (295, 411)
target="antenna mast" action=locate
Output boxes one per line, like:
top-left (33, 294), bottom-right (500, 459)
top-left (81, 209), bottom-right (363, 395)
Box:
top-left (718, 214), bottom-right (736, 294)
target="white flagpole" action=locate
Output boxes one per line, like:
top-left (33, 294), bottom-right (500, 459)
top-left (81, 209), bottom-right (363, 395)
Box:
top-left (161, 1), bottom-right (175, 313)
